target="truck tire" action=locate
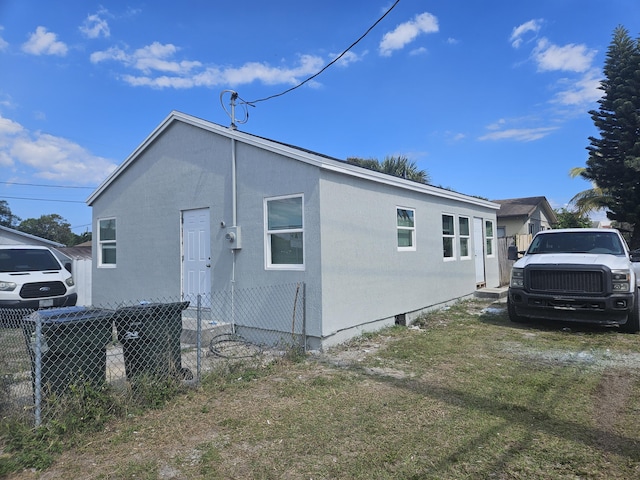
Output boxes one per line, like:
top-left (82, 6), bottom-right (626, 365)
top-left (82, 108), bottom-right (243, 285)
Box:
top-left (508, 297), bottom-right (528, 324)
top-left (620, 290), bottom-right (640, 334)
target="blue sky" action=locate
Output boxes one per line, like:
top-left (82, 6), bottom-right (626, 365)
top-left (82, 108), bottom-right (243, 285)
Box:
top-left (1, 0), bottom-right (639, 234)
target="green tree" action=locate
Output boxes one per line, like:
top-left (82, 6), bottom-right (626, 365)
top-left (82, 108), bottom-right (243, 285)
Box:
top-left (18, 214), bottom-right (75, 246)
top-left (554, 208), bottom-right (593, 229)
top-left (0, 200), bottom-right (21, 228)
top-left (346, 155), bottom-right (430, 184)
top-left (582, 26), bottom-right (640, 248)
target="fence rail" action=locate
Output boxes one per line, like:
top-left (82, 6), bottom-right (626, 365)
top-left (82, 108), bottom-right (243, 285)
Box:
top-left (0, 283), bottom-right (305, 426)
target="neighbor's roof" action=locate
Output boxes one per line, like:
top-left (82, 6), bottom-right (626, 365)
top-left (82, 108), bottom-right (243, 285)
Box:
top-left (0, 225), bottom-right (64, 247)
top-left (491, 196), bottom-right (557, 223)
top-left (87, 111), bottom-right (500, 211)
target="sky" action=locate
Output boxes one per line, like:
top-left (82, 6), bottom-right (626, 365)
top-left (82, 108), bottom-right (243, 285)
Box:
top-left (1, 0), bottom-right (639, 234)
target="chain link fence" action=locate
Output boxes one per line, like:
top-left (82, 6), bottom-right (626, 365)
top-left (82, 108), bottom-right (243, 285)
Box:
top-left (0, 282), bottom-right (305, 426)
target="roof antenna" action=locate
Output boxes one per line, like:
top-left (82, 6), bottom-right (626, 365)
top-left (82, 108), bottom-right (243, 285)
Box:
top-left (220, 90), bottom-right (250, 130)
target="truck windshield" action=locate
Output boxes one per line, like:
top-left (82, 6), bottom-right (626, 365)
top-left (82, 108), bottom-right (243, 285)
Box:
top-left (527, 232), bottom-right (625, 255)
top-left (0, 249), bottom-right (62, 272)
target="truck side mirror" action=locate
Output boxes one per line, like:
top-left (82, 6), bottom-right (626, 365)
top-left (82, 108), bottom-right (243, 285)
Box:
top-left (64, 262), bottom-right (72, 273)
top-left (507, 245), bottom-right (519, 261)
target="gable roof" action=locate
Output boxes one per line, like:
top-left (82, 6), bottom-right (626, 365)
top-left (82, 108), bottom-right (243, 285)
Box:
top-left (0, 225), bottom-right (64, 247)
top-left (87, 111), bottom-right (499, 211)
top-left (491, 196), bottom-right (558, 224)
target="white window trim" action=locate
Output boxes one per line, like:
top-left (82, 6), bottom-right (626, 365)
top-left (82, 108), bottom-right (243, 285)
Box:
top-left (264, 194), bottom-right (305, 271)
top-left (397, 206), bottom-right (416, 252)
top-left (442, 213), bottom-right (456, 262)
top-left (459, 215), bottom-right (471, 260)
top-left (486, 220), bottom-right (495, 258)
top-left (97, 217), bottom-right (116, 268)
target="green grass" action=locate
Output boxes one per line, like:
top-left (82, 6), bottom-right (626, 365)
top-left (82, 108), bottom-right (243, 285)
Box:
top-left (3, 299), bottom-right (640, 479)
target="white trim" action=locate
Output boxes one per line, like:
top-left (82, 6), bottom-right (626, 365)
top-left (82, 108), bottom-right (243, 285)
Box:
top-left (87, 111), bottom-right (501, 212)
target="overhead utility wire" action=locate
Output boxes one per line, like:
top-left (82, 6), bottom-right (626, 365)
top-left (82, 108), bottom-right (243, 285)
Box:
top-left (0, 195), bottom-right (86, 204)
top-left (0, 181), bottom-right (95, 189)
top-left (244, 0), bottom-right (401, 105)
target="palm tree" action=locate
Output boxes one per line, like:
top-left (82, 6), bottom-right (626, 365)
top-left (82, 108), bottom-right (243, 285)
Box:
top-left (346, 155), bottom-right (430, 184)
top-left (568, 167), bottom-right (612, 217)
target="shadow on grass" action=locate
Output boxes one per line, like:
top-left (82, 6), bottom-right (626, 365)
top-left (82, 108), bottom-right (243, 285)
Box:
top-left (476, 302), bottom-right (625, 336)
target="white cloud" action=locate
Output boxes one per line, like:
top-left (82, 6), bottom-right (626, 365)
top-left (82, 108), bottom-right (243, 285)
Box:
top-left (553, 69), bottom-right (602, 106)
top-left (0, 25), bottom-right (8, 52)
top-left (479, 126), bottom-right (558, 142)
top-left (22, 26), bottom-right (68, 56)
top-left (331, 50), bottom-right (366, 67)
top-left (79, 10), bottom-right (111, 39)
top-left (510, 19), bottom-right (542, 48)
top-left (92, 41), bottom-right (326, 89)
top-left (0, 114), bottom-right (117, 184)
top-left (379, 12), bottom-right (439, 57)
top-left (533, 38), bottom-right (596, 73)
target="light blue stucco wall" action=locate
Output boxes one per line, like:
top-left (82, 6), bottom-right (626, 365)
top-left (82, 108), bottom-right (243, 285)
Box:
top-left (91, 117), bottom-right (498, 348)
top-left (316, 171), bottom-right (498, 345)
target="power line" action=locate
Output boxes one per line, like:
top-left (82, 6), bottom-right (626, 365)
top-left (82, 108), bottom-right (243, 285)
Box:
top-left (245, 0), bottom-right (401, 105)
top-left (0, 195), bottom-right (86, 204)
top-left (0, 181), bottom-right (95, 189)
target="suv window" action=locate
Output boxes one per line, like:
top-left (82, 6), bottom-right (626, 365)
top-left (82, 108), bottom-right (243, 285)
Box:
top-left (0, 249), bottom-right (61, 272)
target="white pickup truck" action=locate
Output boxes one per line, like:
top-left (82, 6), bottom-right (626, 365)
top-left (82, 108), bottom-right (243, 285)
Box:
top-left (507, 228), bottom-right (640, 333)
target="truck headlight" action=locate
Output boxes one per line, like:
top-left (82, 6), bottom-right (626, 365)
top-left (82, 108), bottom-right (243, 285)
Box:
top-left (65, 277), bottom-right (75, 287)
top-left (0, 281), bottom-right (17, 291)
top-left (510, 268), bottom-right (524, 288)
top-left (611, 269), bottom-right (631, 292)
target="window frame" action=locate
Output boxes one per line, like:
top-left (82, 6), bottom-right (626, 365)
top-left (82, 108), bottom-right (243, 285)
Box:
top-left (485, 219), bottom-right (495, 257)
top-left (97, 217), bottom-right (117, 268)
top-left (396, 206), bottom-right (416, 252)
top-left (458, 216), bottom-right (471, 260)
top-left (442, 213), bottom-right (456, 261)
top-left (264, 194), bottom-right (305, 271)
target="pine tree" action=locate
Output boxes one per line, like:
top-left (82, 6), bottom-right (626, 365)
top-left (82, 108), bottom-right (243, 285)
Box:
top-left (584, 26), bottom-right (640, 247)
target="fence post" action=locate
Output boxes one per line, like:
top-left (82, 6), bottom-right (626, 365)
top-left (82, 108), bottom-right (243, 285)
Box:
top-left (302, 283), bottom-right (307, 353)
top-left (34, 313), bottom-right (42, 427)
top-left (196, 294), bottom-right (202, 385)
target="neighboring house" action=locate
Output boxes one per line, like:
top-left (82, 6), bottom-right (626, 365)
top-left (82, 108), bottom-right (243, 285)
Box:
top-left (0, 225), bottom-right (63, 247)
top-left (492, 196), bottom-right (557, 239)
top-left (87, 111), bottom-right (501, 349)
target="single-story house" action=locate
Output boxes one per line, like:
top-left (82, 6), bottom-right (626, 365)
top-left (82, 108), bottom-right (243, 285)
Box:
top-left (87, 111), bottom-right (500, 349)
top-left (492, 196), bottom-right (557, 238)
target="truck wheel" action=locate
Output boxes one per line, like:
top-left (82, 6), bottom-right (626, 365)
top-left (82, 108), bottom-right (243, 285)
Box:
top-left (620, 290), bottom-right (640, 333)
top-left (508, 297), bottom-right (528, 324)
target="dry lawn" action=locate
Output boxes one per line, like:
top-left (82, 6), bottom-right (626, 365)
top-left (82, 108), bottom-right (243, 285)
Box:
top-left (5, 298), bottom-right (640, 479)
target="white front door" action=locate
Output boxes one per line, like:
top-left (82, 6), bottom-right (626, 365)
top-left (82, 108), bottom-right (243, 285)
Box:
top-left (182, 208), bottom-right (211, 305)
top-left (473, 217), bottom-right (486, 286)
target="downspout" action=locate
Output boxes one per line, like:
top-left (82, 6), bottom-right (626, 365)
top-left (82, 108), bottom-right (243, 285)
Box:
top-left (231, 135), bottom-right (237, 334)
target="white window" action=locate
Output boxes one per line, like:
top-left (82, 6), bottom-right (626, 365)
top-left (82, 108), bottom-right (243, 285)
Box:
top-left (397, 207), bottom-right (416, 251)
top-left (98, 218), bottom-right (116, 267)
top-left (442, 214), bottom-right (455, 260)
top-left (459, 216), bottom-right (470, 259)
top-left (486, 220), bottom-right (495, 257)
top-left (265, 194), bottom-right (304, 270)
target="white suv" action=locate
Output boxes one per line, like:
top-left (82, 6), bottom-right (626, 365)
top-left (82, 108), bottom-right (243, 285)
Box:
top-left (0, 245), bottom-right (77, 311)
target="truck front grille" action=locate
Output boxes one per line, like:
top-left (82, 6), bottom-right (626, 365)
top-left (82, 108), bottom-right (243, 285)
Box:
top-left (529, 270), bottom-right (604, 294)
top-left (20, 281), bottom-right (67, 299)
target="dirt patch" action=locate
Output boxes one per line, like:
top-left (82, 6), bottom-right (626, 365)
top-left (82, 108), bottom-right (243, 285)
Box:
top-left (593, 369), bottom-right (636, 451)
